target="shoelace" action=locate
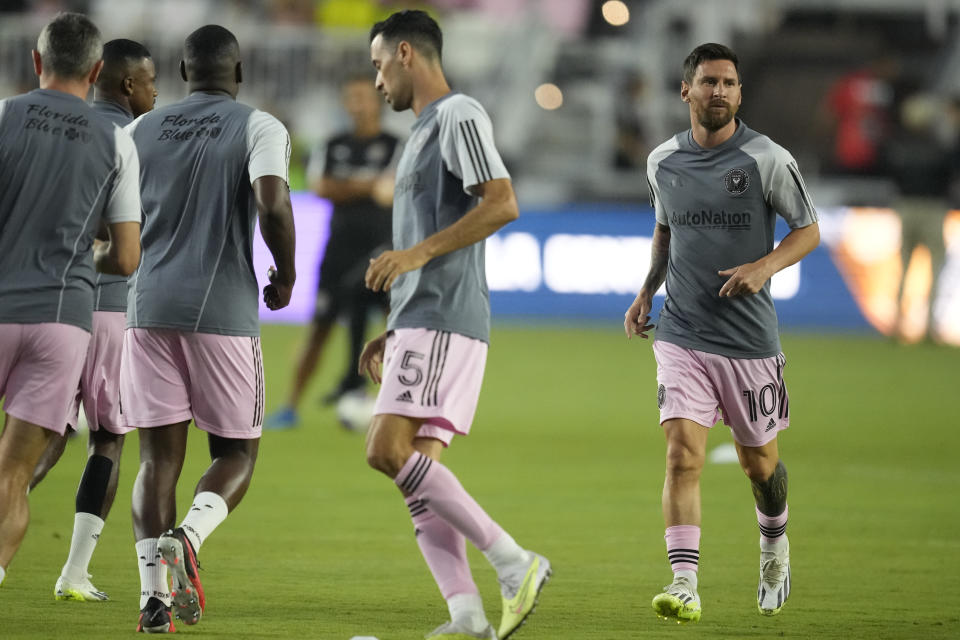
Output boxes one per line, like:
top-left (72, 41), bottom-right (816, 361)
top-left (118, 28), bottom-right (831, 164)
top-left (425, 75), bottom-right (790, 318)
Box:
top-left (760, 554), bottom-right (787, 586)
top-left (664, 575), bottom-right (696, 598)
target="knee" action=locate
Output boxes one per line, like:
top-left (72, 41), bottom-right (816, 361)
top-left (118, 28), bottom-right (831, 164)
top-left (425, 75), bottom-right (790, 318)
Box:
top-left (665, 441), bottom-right (704, 479)
top-left (365, 441), bottom-right (404, 478)
top-left (91, 434), bottom-right (124, 462)
top-left (742, 457), bottom-right (777, 484)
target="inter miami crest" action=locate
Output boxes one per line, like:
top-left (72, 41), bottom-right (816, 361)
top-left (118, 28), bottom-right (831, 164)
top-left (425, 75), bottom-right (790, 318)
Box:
top-left (723, 167), bottom-right (750, 195)
top-left (658, 384), bottom-right (666, 409)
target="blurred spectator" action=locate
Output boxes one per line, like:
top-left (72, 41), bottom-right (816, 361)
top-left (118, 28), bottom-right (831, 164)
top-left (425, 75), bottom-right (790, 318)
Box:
top-left (884, 92), bottom-right (950, 341)
top-left (613, 71), bottom-right (651, 170)
top-left (824, 55), bottom-right (899, 176)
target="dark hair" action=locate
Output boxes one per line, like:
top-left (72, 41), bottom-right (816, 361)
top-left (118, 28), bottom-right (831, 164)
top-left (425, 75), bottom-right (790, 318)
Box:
top-left (683, 43), bottom-right (740, 84)
top-left (36, 12), bottom-right (103, 79)
top-left (183, 24), bottom-right (239, 82)
top-left (370, 10), bottom-right (442, 61)
top-left (96, 39), bottom-right (151, 89)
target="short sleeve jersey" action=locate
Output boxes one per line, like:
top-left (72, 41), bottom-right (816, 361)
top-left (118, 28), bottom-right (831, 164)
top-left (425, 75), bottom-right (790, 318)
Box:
top-left (647, 120), bottom-right (818, 358)
top-left (0, 89), bottom-right (141, 332)
top-left (91, 100), bottom-right (136, 312)
top-left (126, 92), bottom-right (290, 336)
top-left (389, 92), bottom-right (510, 343)
top-left (306, 130), bottom-right (398, 251)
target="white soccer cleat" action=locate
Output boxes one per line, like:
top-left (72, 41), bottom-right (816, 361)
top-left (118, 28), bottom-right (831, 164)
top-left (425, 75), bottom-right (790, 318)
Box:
top-left (54, 574), bottom-right (109, 602)
top-left (757, 535), bottom-right (790, 615)
top-left (652, 574), bottom-right (701, 623)
top-left (425, 620), bottom-right (497, 639)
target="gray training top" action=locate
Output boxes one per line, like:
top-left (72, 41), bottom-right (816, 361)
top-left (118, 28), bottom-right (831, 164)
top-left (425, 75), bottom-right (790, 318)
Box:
top-left (389, 92), bottom-right (510, 343)
top-left (91, 100), bottom-right (135, 313)
top-left (0, 89), bottom-right (141, 332)
top-left (126, 92), bottom-right (290, 336)
top-left (647, 120), bottom-right (818, 358)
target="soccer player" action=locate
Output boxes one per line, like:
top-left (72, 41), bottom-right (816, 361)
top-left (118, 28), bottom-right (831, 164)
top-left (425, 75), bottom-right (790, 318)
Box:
top-left (359, 11), bottom-right (550, 640)
top-left (123, 25), bottom-right (295, 633)
top-left (266, 75), bottom-right (397, 429)
top-left (25, 37), bottom-right (157, 603)
top-left (0, 12), bottom-right (141, 587)
top-left (624, 43), bottom-right (820, 622)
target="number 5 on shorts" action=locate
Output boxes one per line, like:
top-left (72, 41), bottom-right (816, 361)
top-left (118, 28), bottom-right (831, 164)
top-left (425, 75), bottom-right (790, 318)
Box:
top-left (398, 350), bottom-right (425, 386)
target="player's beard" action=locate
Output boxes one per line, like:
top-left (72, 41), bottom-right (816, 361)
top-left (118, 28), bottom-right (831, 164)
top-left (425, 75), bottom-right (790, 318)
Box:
top-left (698, 102), bottom-right (737, 132)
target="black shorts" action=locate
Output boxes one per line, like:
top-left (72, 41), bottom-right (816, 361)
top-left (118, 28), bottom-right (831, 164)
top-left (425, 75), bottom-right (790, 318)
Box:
top-left (313, 242), bottom-right (388, 323)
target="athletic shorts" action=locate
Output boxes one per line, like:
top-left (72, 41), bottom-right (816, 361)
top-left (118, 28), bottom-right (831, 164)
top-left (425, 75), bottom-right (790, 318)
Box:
top-left (120, 328), bottom-right (265, 439)
top-left (0, 322), bottom-right (90, 434)
top-left (67, 311), bottom-right (132, 434)
top-left (313, 243), bottom-right (389, 324)
top-left (373, 328), bottom-right (488, 446)
top-left (653, 340), bottom-right (790, 447)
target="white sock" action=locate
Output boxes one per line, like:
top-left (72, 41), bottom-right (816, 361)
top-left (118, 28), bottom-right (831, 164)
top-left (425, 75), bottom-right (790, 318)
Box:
top-left (447, 593), bottom-right (488, 631)
top-left (674, 568), bottom-right (698, 590)
top-left (61, 512), bottom-right (104, 581)
top-left (481, 531), bottom-right (530, 584)
top-left (136, 538), bottom-right (170, 608)
top-left (179, 491), bottom-right (228, 552)
top-left (0, 565), bottom-right (5, 586)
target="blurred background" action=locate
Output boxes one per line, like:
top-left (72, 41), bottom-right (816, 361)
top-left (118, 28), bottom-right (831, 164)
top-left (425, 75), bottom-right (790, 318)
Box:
top-left (2, 0), bottom-right (958, 344)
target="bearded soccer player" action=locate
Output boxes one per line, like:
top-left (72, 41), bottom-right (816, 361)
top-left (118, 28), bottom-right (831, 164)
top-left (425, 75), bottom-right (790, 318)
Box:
top-left (0, 13), bottom-right (141, 588)
top-left (26, 37), bottom-right (157, 603)
top-left (359, 10), bottom-right (550, 640)
top-left (624, 43), bottom-right (820, 622)
top-left (123, 25), bottom-right (295, 632)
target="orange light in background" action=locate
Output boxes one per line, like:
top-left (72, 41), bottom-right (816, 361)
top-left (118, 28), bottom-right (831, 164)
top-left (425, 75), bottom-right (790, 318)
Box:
top-left (535, 83), bottom-right (563, 110)
top-left (602, 1), bottom-right (630, 26)
top-left (829, 208), bottom-right (960, 345)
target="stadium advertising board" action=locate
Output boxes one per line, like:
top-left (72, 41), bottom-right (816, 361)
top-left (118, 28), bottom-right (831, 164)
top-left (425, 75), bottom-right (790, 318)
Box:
top-left (254, 196), bottom-right (960, 346)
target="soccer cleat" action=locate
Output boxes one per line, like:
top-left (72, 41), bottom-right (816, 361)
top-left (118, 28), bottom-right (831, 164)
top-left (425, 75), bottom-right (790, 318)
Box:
top-left (425, 620), bottom-right (497, 639)
top-left (652, 575), bottom-right (702, 623)
top-left (263, 406), bottom-right (298, 430)
top-left (497, 552), bottom-right (551, 640)
top-left (54, 574), bottom-right (109, 601)
top-left (757, 535), bottom-right (790, 615)
top-left (136, 596), bottom-right (176, 633)
top-left (158, 528), bottom-right (205, 625)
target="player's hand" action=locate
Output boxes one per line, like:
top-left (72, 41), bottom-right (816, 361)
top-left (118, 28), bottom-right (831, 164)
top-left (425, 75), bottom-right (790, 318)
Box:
top-left (359, 331), bottom-right (388, 384)
top-left (263, 266), bottom-right (294, 310)
top-left (624, 290), bottom-right (655, 339)
top-left (365, 248), bottom-right (429, 292)
top-left (718, 261), bottom-right (772, 298)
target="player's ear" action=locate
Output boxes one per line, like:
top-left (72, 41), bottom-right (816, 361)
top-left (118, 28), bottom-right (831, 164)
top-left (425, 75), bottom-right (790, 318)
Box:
top-left (397, 41), bottom-right (412, 67)
top-left (122, 75), bottom-right (134, 97)
top-left (235, 61), bottom-right (242, 84)
top-left (179, 59), bottom-right (188, 82)
top-left (680, 81), bottom-right (690, 103)
top-left (32, 49), bottom-right (43, 77)
top-left (88, 59), bottom-right (104, 86)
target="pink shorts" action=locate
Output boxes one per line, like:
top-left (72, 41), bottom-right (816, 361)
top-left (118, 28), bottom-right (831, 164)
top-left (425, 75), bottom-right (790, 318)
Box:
top-left (0, 322), bottom-right (90, 434)
top-left (653, 340), bottom-right (790, 447)
top-left (68, 311), bottom-right (132, 434)
top-left (120, 328), bottom-right (265, 439)
top-left (373, 328), bottom-right (488, 446)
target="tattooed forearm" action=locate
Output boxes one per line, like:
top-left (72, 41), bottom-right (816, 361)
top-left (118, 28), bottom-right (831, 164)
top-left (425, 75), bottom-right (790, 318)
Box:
top-left (752, 460), bottom-right (788, 516)
top-left (642, 223), bottom-right (671, 293)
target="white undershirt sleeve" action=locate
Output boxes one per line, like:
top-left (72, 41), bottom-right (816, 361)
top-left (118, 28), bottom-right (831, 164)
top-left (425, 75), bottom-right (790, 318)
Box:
top-left (247, 110), bottom-right (291, 185)
top-left (103, 125), bottom-right (142, 224)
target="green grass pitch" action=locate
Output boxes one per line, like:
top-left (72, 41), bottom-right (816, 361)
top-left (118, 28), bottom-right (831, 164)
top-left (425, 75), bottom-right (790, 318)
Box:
top-left (3, 324), bottom-right (959, 639)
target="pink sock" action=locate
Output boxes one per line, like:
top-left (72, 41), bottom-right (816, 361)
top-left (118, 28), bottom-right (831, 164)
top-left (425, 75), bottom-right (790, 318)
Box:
top-left (407, 496), bottom-right (478, 599)
top-left (396, 452), bottom-right (503, 550)
top-left (756, 505), bottom-right (788, 543)
top-left (665, 525), bottom-right (700, 573)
